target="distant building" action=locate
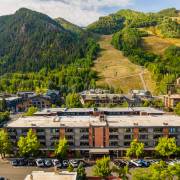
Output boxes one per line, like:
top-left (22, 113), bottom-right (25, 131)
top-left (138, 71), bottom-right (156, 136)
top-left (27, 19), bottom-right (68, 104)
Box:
top-left (25, 171), bottom-right (77, 180)
top-left (44, 90), bottom-right (61, 104)
top-left (80, 89), bottom-right (140, 106)
top-left (131, 90), bottom-right (152, 99)
top-left (0, 96), bottom-right (22, 112)
top-left (164, 94), bottom-right (180, 109)
top-left (17, 94), bottom-right (52, 111)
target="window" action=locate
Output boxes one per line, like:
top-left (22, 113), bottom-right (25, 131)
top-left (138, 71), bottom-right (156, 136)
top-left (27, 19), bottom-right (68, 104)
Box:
top-left (65, 135), bottom-right (73, 140)
top-left (110, 142), bottom-right (118, 146)
top-left (65, 128), bottom-right (73, 133)
top-left (109, 128), bottom-right (118, 133)
top-left (68, 142), bottom-right (74, 146)
top-left (153, 134), bottom-right (162, 139)
top-left (125, 128), bottom-right (132, 133)
top-left (80, 142), bottom-right (89, 146)
top-left (51, 129), bottom-right (59, 133)
top-left (36, 129), bottom-right (45, 133)
top-left (37, 135), bottom-right (45, 140)
top-left (124, 135), bottom-right (131, 140)
top-left (139, 128), bottom-right (148, 133)
top-left (124, 142), bottom-right (130, 146)
top-left (169, 128), bottom-right (177, 133)
top-left (109, 135), bottom-right (118, 140)
top-left (154, 128), bottom-right (163, 133)
top-left (139, 134), bottom-right (148, 139)
top-left (80, 128), bottom-right (89, 133)
top-left (80, 135), bottom-right (89, 140)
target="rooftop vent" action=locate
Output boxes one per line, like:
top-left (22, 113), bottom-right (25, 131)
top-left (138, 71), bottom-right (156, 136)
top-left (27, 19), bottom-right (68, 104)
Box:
top-left (31, 123), bottom-right (36, 126)
top-left (53, 116), bottom-right (60, 122)
top-left (163, 122), bottom-right (168, 126)
top-left (133, 123), bottom-right (138, 126)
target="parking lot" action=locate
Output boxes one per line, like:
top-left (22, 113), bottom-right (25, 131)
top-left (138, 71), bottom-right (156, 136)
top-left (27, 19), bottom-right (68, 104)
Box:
top-left (0, 158), bottom-right (179, 180)
top-left (0, 158), bottom-right (94, 180)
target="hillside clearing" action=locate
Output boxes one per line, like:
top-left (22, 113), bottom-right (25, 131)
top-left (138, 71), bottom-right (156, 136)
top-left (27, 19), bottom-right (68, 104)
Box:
top-left (142, 35), bottom-right (180, 55)
top-left (92, 35), bottom-right (156, 93)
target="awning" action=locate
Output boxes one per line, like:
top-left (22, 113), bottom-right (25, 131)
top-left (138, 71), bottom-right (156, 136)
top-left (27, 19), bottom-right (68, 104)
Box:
top-left (89, 149), bottom-right (109, 154)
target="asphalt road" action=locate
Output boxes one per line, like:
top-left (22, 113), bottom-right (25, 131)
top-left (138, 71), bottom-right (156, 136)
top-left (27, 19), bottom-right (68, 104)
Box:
top-left (0, 160), bottom-right (55, 180)
top-left (0, 160), bottom-right (95, 180)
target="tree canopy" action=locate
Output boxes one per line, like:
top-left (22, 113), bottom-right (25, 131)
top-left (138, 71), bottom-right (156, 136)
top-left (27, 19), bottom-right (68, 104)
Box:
top-left (55, 138), bottom-right (68, 158)
top-left (93, 156), bottom-right (112, 178)
top-left (0, 129), bottom-right (12, 158)
top-left (126, 139), bottom-right (144, 159)
top-left (17, 129), bottom-right (40, 157)
top-left (155, 137), bottom-right (177, 158)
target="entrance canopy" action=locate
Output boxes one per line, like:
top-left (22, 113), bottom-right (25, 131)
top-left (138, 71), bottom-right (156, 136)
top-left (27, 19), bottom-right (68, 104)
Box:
top-left (89, 149), bottom-right (109, 154)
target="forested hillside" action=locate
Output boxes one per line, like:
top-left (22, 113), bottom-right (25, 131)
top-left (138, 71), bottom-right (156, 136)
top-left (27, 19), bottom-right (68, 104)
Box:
top-left (88, 8), bottom-right (180, 94)
top-left (0, 8), bottom-right (90, 74)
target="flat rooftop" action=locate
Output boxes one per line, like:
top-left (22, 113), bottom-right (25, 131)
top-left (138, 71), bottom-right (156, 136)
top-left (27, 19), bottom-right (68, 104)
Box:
top-left (25, 171), bottom-right (77, 180)
top-left (34, 107), bottom-right (164, 115)
top-left (6, 115), bottom-right (180, 128)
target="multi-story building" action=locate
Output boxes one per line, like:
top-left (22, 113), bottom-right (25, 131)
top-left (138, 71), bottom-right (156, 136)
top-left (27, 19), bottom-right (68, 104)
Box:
top-left (6, 108), bottom-right (179, 157)
top-left (164, 94), bottom-right (180, 109)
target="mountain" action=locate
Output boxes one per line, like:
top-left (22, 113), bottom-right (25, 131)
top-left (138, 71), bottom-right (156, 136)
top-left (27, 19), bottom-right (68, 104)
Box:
top-left (87, 8), bottom-right (180, 35)
top-left (55, 17), bottom-right (84, 35)
top-left (0, 8), bottom-right (87, 74)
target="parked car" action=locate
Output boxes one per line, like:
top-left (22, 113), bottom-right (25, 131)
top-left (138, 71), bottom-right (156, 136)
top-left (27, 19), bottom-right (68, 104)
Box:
top-left (130, 160), bottom-right (142, 167)
top-left (27, 159), bottom-right (36, 166)
top-left (18, 158), bottom-right (27, 166)
top-left (35, 159), bottom-right (45, 167)
top-left (62, 160), bottom-right (69, 167)
top-left (52, 159), bottom-right (62, 168)
top-left (69, 160), bottom-right (79, 168)
top-left (137, 159), bottom-right (150, 167)
top-left (0, 177), bottom-right (7, 180)
top-left (44, 159), bottom-right (52, 167)
top-left (11, 159), bottom-right (19, 166)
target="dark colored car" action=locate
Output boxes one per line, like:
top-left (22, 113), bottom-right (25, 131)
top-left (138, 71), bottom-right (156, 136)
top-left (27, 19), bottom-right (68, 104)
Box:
top-left (11, 159), bottom-right (19, 166)
top-left (137, 160), bottom-right (150, 167)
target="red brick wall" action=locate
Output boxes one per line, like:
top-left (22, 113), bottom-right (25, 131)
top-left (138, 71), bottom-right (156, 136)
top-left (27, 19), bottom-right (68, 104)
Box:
top-left (94, 127), bottom-right (104, 147)
top-left (163, 128), bottom-right (169, 137)
top-left (133, 128), bottom-right (139, 140)
top-left (89, 127), bottom-right (93, 147)
top-left (59, 128), bottom-right (65, 139)
top-left (105, 127), bottom-right (109, 147)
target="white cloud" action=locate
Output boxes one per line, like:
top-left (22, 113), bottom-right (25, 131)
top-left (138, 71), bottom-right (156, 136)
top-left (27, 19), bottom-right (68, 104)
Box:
top-left (0, 0), bottom-right (132, 26)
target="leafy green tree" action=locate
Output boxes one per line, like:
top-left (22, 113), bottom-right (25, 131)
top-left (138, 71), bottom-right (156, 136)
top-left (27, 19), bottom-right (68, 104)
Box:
top-left (24, 107), bottom-right (38, 116)
top-left (77, 163), bottom-right (86, 180)
top-left (55, 138), bottom-right (68, 158)
top-left (0, 98), bottom-right (7, 112)
top-left (0, 130), bottom-right (12, 158)
top-left (65, 93), bottom-right (82, 108)
top-left (132, 161), bottom-right (180, 180)
top-left (155, 137), bottom-right (177, 158)
top-left (93, 156), bottom-right (111, 178)
top-left (67, 164), bottom-right (74, 172)
top-left (0, 111), bottom-right (10, 123)
top-left (112, 165), bottom-right (130, 180)
top-left (174, 102), bottom-right (180, 116)
top-left (126, 139), bottom-right (144, 159)
top-left (17, 129), bottom-right (40, 157)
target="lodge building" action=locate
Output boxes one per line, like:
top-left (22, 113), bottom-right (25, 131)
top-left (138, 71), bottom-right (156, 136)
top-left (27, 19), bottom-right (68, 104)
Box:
top-left (6, 107), bottom-right (180, 157)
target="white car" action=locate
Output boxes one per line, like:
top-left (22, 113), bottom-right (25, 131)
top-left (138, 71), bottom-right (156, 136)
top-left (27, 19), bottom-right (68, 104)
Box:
top-left (69, 160), bottom-right (78, 168)
top-left (52, 159), bottom-right (62, 168)
top-left (35, 159), bottom-right (44, 167)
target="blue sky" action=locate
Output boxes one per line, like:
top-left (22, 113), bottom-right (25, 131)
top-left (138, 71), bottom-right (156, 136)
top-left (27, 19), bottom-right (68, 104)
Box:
top-left (0, 0), bottom-right (180, 26)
